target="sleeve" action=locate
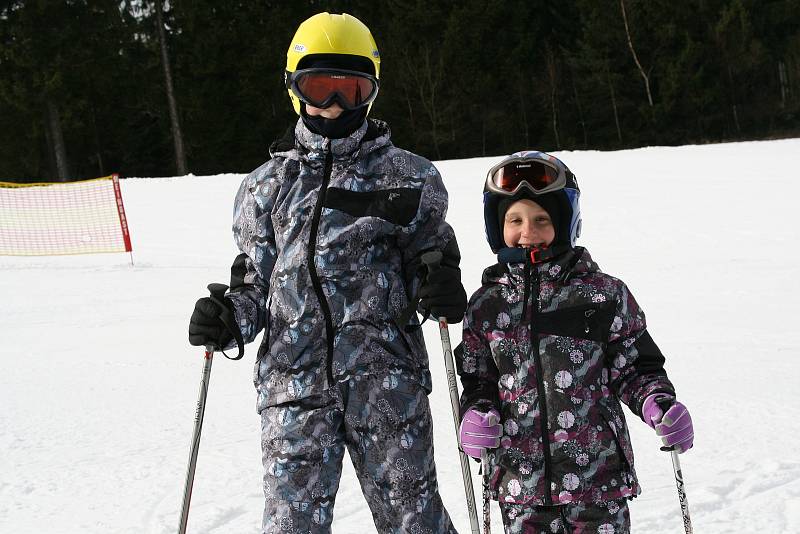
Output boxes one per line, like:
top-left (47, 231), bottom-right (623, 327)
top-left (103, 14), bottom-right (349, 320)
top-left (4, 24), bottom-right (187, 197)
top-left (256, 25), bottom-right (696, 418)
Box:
top-left (455, 291), bottom-right (500, 419)
top-left (607, 282), bottom-right (675, 419)
top-left (226, 165), bottom-right (279, 345)
top-left (396, 162), bottom-right (460, 292)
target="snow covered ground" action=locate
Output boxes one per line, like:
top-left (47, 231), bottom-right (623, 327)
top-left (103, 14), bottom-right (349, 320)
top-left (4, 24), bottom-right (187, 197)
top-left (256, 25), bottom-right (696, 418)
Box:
top-left (2, 138), bottom-right (799, 533)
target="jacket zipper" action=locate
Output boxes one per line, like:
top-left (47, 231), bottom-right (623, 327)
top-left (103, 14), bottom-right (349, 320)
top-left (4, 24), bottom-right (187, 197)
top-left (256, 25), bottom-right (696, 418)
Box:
top-left (306, 151), bottom-right (336, 386)
top-left (528, 267), bottom-right (553, 504)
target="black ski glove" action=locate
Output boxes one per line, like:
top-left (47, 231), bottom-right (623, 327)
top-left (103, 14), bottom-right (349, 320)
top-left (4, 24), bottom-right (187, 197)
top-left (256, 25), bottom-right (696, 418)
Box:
top-left (418, 266), bottom-right (468, 323)
top-left (188, 296), bottom-right (236, 349)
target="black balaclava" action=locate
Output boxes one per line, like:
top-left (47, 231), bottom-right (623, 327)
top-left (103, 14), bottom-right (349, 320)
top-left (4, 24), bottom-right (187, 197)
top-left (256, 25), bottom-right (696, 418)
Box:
top-left (297, 54), bottom-right (375, 139)
top-left (497, 191), bottom-right (571, 250)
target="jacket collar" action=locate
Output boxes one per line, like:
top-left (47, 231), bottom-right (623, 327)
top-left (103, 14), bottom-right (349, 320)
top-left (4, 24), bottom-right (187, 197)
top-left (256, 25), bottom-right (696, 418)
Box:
top-left (293, 118), bottom-right (391, 160)
top-left (482, 246), bottom-right (599, 286)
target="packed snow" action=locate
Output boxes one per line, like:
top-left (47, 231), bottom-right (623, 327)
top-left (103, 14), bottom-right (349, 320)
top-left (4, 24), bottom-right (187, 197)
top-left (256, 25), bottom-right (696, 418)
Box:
top-left (2, 138), bottom-right (799, 533)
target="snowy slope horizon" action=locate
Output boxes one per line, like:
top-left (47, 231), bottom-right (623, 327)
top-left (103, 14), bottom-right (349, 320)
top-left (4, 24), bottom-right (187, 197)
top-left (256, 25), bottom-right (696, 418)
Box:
top-left (2, 138), bottom-right (799, 533)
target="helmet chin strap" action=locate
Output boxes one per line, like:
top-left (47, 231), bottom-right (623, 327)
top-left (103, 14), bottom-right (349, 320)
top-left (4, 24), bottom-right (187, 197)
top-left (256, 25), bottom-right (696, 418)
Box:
top-left (497, 244), bottom-right (571, 265)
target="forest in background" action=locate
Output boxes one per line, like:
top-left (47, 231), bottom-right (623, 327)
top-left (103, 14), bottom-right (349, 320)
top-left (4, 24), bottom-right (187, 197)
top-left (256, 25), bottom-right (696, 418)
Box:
top-left (1, 0), bottom-right (798, 182)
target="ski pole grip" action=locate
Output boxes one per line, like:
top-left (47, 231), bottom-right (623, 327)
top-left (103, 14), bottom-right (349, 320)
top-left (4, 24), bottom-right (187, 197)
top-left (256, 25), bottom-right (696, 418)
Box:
top-left (419, 250), bottom-right (445, 324)
top-left (207, 283), bottom-right (229, 304)
top-left (655, 396), bottom-right (675, 412)
top-left (655, 396), bottom-right (676, 452)
top-left (206, 283), bottom-right (245, 360)
top-left (421, 250), bottom-right (443, 274)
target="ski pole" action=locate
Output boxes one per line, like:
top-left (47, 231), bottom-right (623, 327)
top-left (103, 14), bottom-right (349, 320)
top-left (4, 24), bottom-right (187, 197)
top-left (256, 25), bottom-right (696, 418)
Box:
top-left (481, 450), bottom-right (491, 534)
top-left (664, 449), bottom-right (692, 534)
top-left (179, 283), bottom-right (233, 534)
top-left (178, 345), bottom-right (214, 534)
top-left (656, 398), bottom-right (693, 534)
top-left (421, 251), bottom-right (480, 534)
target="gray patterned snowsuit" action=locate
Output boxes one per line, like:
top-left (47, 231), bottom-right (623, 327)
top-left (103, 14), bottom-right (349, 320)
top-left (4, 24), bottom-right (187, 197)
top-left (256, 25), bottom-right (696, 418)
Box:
top-left (226, 118), bottom-right (457, 533)
top-left (457, 248), bottom-right (675, 533)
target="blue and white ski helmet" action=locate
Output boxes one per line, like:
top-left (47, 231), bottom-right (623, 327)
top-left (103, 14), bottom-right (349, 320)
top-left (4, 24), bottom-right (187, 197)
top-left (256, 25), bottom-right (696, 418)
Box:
top-left (483, 150), bottom-right (581, 254)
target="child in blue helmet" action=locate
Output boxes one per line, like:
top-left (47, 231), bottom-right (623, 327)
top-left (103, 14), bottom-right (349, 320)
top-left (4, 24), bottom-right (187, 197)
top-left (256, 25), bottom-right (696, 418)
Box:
top-left (455, 151), bottom-right (694, 533)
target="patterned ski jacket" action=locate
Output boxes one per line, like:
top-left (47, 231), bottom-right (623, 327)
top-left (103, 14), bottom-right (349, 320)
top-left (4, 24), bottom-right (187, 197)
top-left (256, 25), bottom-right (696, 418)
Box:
top-left (226, 118), bottom-right (457, 413)
top-left (456, 247), bottom-right (675, 506)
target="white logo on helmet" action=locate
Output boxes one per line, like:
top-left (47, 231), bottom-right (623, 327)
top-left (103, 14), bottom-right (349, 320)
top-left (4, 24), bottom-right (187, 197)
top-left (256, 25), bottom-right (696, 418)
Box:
top-left (293, 44), bottom-right (306, 52)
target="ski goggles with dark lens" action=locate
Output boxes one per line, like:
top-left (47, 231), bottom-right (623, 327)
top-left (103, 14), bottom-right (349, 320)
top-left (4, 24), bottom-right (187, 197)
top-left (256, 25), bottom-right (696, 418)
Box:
top-left (287, 68), bottom-right (379, 110)
top-left (485, 157), bottom-right (567, 196)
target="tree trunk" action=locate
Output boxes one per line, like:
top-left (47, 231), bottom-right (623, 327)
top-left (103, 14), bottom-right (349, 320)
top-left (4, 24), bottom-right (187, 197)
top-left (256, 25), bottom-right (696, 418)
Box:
top-left (409, 44), bottom-right (443, 160)
top-left (403, 88), bottom-right (418, 148)
top-left (91, 106), bottom-right (105, 176)
top-left (481, 115), bottom-right (486, 157)
top-left (155, 0), bottom-right (187, 175)
top-left (727, 64), bottom-right (741, 134)
top-left (778, 60), bottom-right (789, 108)
top-left (546, 46), bottom-right (561, 150)
top-left (620, 0), bottom-right (654, 108)
top-left (518, 84), bottom-right (529, 148)
top-left (571, 73), bottom-right (588, 148)
top-left (606, 61), bottom-right (623, 144)
top-left (45, 98), bottom-right (69, 182)
top-left (43, 108), bottom-right (57, 180)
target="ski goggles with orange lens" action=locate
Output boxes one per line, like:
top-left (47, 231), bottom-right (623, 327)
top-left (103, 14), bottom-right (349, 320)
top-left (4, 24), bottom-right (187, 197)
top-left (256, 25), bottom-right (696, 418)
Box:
top-left (485, 156), bottom-right (567, 196)
top-left (287, 68), bottom-right (379, 110)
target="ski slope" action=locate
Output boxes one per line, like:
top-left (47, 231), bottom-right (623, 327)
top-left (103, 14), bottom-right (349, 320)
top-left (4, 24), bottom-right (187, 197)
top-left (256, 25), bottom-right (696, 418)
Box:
top-left (2, 138), bottom-right (799, 533)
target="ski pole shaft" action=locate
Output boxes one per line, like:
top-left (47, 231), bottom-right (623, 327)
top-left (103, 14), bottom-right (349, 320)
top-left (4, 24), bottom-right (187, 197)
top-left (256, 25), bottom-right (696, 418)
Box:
top-left (178, 346), bottom-right (214, 534)
top-left (656, 397), bottom-right (693, 534)
top-left (481, 450), bottom-right (491, 534)
top-left (436, 317), bottom-right (481, 534)
top-left (665, 448), bottom-right (692, 534)
top-left (420, 250), bottom-right (480, 534)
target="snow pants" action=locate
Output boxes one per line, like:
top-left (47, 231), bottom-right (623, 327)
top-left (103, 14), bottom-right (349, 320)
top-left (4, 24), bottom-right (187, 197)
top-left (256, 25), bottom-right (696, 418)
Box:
top-left (259, 372), bottom-right (456, 534)
top-left (499, 499), bottom-right (630, 534)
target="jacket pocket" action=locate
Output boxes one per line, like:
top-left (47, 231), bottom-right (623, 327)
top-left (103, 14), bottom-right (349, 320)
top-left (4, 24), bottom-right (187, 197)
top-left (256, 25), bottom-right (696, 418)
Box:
top-left (323, 187), bottom-right (422, 226)
top-left (534, 301), bottom-right (616, 342)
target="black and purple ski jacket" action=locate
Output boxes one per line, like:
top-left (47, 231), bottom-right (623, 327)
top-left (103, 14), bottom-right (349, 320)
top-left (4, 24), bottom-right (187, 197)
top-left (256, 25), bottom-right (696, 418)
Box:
top-left (457, 247), bottom-right (675, 505)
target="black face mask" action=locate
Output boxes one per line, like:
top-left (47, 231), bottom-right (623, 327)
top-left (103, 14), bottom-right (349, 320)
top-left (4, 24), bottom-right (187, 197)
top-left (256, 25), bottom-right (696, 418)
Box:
top-left (300, 104), bottom-right (368, 139)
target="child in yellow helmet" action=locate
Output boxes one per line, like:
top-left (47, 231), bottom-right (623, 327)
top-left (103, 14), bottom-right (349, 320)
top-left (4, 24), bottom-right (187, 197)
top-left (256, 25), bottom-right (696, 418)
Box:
top-left (189, 12), bottom-right (465, 533)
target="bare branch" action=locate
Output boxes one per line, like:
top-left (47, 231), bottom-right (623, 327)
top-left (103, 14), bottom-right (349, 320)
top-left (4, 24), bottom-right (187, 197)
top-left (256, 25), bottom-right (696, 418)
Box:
top-left (620, 0), bottom-right (653, 107)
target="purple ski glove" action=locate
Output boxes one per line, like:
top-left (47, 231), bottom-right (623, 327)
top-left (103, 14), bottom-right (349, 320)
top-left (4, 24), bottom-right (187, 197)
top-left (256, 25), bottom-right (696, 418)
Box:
top-left (459, 408), bottom-right (502, 459)
top-left (642, 394), bottom-right (694, 454)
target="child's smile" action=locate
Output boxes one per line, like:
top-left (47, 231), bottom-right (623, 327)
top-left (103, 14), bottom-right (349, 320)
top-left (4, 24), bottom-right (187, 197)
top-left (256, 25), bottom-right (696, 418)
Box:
top-left (502, 199), bottom-right (555, 249)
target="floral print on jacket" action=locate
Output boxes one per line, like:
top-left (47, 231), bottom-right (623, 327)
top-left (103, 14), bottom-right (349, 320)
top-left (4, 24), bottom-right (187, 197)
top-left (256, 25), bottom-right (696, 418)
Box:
top-left (228, 118), bottom-right (457, 413)
top-left (457, 247), bottom-right (675, 506)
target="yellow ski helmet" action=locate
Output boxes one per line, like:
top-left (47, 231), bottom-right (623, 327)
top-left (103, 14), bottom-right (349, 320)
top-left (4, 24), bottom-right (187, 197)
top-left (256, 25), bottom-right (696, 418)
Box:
top-left (285, 12), bottom-right (381, 115)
